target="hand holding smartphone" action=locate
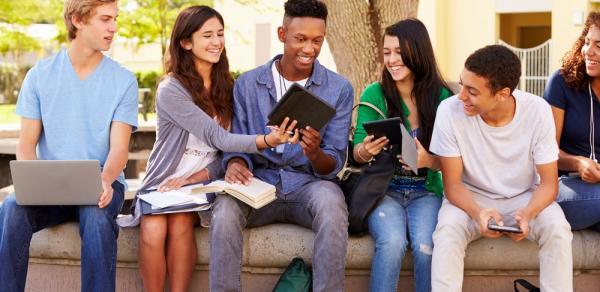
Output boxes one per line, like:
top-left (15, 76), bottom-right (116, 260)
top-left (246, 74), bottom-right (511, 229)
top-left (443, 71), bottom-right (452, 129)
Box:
top-left (487, 218), bottom-right (523, 234)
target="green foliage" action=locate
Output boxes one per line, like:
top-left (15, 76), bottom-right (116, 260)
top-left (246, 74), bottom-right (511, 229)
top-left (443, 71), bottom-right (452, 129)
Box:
top-left (1, 0), bottom-right (48, 24)
top-left (0, 65), bottom-right (31, 104)
top-left (231, 70), bottom-right (244, 80)
top-left (0, 29), bottom-right (41, 62)
top-left (119, 0), bottom-right (213, 59)
top-left (0, 0), bottom-right (63, 27)
top-left (136, 70), bottom-right (162, 89)
top-left (0, 0), bottom-right (64, 64)
top-left (135, 70), bottom-right (162, 117)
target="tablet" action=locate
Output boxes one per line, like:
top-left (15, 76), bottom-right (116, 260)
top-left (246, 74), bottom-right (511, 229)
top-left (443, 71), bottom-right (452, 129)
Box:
top-left (362, 117), bottom-right (403, 145)
top-left (267, 83), bottom-right (336, 131)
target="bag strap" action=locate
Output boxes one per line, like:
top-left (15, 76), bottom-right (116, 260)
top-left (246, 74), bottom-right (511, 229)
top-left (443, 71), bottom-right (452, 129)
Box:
top-left (340, 101), bottom-right (387, 178)
top-left (352, 101), bottom-right (387, 119)
top-left (349, 101), bottom-right (386, 140)
top-left (513, 279), bottom-right (540, 292)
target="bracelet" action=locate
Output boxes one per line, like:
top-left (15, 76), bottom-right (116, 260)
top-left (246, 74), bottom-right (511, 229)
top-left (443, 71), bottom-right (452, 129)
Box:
top-left (357, 144), bottom-right (374, 162)
top-left (263, 134), bottom-right (275, 148)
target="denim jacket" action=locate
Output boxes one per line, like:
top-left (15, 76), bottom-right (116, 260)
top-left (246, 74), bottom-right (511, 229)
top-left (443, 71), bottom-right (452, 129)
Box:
top-left (223, 55), bottom-right (354, 195)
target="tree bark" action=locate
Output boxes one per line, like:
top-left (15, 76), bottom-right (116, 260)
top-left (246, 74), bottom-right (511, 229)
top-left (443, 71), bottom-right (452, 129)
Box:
top-left (322, 0), bottom-right (419, 103)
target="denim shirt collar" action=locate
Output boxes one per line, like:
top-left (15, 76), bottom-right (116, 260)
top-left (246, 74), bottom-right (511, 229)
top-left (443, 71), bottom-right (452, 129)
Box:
top-left (256, 54), bottom-right (327, 91)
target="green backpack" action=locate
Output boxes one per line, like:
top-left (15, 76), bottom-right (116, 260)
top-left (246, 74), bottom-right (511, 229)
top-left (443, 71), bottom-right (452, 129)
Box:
top-left (272, 257), bottom-right (312, 292)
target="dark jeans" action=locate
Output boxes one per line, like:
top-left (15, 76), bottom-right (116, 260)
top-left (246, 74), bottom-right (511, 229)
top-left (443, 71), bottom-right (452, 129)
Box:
top-left (556, 175), bottom-right (600, 231)
top-left (209, 180), bottom-right (348, 292)
top-left (0, 181), bottom-right (124, 292)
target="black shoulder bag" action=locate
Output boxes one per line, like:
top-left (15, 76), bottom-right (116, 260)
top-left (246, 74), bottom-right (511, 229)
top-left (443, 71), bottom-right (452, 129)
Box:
top-left (339, 102), bottom-right (398, 235)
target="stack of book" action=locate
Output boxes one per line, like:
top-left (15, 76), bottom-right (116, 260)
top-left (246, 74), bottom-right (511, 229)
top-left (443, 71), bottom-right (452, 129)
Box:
top-left (138, 184), bottom-right (213, 215)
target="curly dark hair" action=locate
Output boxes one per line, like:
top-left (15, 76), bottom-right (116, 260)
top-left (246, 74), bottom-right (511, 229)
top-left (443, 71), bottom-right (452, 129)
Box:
top-left (561, 12), bottom-right (600, 90)
top-left (464, 45), bottom-right (521, 93)
top-left (284, 0), bottom-right (327, 21)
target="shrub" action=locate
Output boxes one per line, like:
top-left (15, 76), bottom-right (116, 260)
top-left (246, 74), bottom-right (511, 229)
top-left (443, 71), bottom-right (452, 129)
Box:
top-left (135, 70), bottom-right (161, 119)
top-left (0, 64), bottom-right (31, 104)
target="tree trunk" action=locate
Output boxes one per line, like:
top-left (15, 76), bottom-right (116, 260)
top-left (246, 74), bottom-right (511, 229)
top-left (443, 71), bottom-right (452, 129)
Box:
top-left (159, 0), bottom-right (168, 61)
top-left (322, 0), bottom-right (419, 103)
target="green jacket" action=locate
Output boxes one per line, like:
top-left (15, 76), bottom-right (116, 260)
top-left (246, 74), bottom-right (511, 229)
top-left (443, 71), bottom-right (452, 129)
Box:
top-left (353, 82), bottom-right (451, 197)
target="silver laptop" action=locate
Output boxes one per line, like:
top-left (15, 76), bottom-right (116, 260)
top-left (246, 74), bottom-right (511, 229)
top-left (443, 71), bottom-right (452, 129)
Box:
top-left (10, 160), bottom-right (103, 205)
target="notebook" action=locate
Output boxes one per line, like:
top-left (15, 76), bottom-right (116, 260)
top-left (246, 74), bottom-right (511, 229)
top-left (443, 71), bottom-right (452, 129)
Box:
top-left (400, 125), bottom-right (418, 174)
top-left (191, 178), bottom-right (277, 209)
top-left (267, 83), bottom-right (336, 131)
top-left (137, 183), bottom-right (213, 215)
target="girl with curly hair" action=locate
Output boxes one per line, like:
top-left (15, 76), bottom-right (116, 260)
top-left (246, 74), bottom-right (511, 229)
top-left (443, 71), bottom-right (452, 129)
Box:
top-left (543, 11), bottom-right (600, 231)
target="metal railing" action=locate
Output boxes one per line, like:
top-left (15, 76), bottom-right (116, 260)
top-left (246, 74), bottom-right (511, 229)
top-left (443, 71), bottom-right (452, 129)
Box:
top-left (499, 39), bottom-right (551, 97)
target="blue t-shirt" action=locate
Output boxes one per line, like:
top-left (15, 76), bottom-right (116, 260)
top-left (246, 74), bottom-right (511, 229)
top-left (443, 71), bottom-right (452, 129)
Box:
top-left (15, 49), bottom-right (139, 184)
top-left (544, 70), bottom-right (600, 162)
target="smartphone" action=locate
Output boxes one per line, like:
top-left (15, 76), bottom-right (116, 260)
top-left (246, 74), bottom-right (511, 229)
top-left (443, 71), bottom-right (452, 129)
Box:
top-left (487, 219), bottom-right (523, 234)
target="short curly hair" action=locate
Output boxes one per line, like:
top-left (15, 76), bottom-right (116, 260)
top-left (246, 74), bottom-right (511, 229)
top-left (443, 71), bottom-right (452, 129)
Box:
top-left (284, 0), bottom-right (327, 21)
top-left (464, 45), bottom-right (521, 93)
top-left (561, 12), bottom-right (600, 90)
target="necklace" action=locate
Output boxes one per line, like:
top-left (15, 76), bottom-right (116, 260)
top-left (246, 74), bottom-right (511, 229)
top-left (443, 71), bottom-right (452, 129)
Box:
top-left (589, 82), bottom-right (597, 162)
top-left (276, 60), bottom-right (288, 96)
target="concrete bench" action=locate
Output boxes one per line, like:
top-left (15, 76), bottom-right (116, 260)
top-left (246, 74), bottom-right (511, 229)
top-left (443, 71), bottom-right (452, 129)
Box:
top-left (16, 220), bottom-right (600, 291)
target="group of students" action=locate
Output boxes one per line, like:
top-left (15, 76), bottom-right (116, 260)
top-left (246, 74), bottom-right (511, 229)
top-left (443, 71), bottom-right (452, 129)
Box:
top-left (0, 0), bottom-right (599, 292)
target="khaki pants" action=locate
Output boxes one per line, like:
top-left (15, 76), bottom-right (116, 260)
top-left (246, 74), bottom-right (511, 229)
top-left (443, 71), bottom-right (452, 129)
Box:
top-left (431, 193), bottom-right (573, 292)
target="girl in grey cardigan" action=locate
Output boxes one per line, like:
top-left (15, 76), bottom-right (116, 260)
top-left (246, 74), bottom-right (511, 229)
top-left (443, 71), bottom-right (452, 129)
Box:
top-left (124, 6), bottom-right (298, 292)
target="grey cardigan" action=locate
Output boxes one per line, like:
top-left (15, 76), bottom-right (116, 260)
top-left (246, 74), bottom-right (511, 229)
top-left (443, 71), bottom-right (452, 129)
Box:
top-left (139, 76), bottom-right (259, 193)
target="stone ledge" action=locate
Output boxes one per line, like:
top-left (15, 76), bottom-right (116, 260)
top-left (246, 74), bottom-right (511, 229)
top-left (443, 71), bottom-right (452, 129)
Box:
top-left (28, 222), bottom-right (600, 271)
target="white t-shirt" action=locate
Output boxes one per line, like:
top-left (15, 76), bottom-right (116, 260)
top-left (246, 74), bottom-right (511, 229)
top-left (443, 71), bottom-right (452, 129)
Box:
top-left (429, 90), bottom-right (558, 199)
top-left (271, 61), bottom-right (308, 153)
top-left (271, 61), bottom-right (308, 101)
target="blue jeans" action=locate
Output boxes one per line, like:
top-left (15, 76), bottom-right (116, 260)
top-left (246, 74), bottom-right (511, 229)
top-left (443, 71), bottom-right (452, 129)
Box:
top-left (0, 181), bottom-right (124, 292)
top-left (556, 176), bottom-right (600, 231)
top-left (367, 189), bottom-right (441, 292)
top-left (210, 180), bottom-right (348, 292)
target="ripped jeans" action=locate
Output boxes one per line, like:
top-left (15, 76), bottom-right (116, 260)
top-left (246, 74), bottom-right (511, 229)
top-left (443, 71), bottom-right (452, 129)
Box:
top-left (367, 189), bottom-right (441, 292)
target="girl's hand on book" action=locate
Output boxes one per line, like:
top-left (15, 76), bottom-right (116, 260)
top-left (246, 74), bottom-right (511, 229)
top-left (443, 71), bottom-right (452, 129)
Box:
top-left (266, 117), bottom-right (300, 146)
top-left (158, 176), bottom-right (190, 192)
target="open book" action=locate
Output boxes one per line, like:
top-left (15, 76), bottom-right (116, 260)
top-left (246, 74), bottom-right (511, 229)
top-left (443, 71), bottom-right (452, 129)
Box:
top-left (191, 178), bottom-right (276, 209)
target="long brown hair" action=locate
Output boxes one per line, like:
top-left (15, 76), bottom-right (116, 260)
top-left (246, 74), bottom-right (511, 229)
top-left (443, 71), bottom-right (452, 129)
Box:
top-left (164, 5), bottom-right (233, 128)
top-left (561, 12), bottom-right (600, 90)
top-left (380, 18), bottom-right (451, 150)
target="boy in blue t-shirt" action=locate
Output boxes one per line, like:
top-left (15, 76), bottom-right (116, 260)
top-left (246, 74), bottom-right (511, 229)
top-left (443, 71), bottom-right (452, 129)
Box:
top-left (0, 1), bottom-right (138, 291)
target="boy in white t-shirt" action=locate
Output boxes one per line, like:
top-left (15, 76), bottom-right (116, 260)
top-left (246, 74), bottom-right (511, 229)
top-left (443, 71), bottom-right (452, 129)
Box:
top-left (429, 45), bottom-right (573, 292)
